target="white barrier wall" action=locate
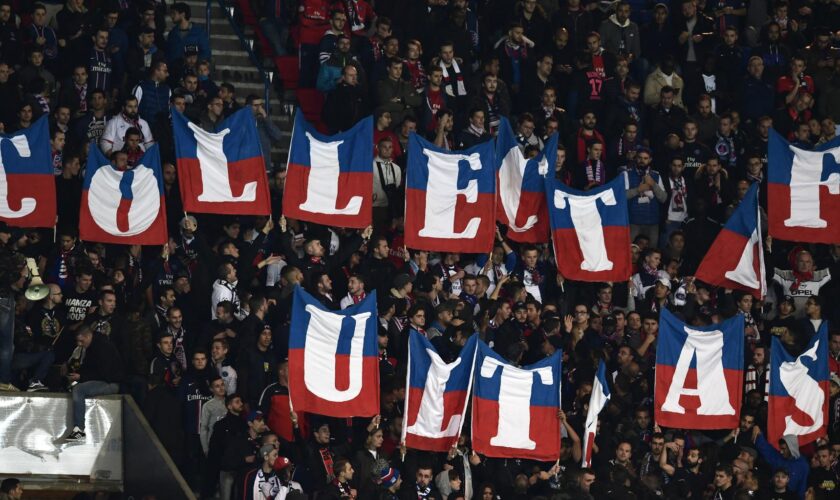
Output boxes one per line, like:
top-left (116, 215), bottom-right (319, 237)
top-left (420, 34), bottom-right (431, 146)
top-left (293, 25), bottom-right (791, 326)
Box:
top-left (0, 394), bottom-right (123, 481)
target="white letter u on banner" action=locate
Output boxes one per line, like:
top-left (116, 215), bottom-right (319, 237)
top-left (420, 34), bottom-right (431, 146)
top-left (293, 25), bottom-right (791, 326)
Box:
top-left (303, 305), bottom-right (371, 402)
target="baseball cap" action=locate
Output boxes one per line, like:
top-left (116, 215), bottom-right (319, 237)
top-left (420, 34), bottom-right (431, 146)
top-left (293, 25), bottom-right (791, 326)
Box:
top-left (274, 455), bottom-right (292, 472)
top-left (378, 465), bottom-right (400, 487)
top-left (247, 410), bottom-right (264, 423)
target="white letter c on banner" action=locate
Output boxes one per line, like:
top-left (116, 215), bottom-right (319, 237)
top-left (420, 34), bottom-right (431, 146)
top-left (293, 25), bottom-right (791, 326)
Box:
top-left (0, 135), bottom-right (37, 218)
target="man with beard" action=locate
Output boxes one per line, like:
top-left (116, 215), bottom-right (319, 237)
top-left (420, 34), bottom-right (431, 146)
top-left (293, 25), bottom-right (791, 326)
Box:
top-left (100, 95), bottom-right (154, 155)
top-left (574, 110), bottom-right (605, 164)
top-left (63, 268), bottom-right (97, 331)
top-left (27, 283), bottom-right (69, 358)
top-left (308, 271), bottom-right (338, 311)
top-left (624, 147), bottom-right (667, 248)
top-left (669, 446), bottom-right (705, 494)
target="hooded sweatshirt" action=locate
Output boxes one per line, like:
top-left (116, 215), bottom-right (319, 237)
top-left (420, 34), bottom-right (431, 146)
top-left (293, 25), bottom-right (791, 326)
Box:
top-left (599, 14), bottom-right (640, 59)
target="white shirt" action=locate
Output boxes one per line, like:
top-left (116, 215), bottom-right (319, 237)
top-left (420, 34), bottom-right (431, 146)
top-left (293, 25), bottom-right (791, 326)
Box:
top-left (772, 268), bottom-right (831, 319)
top-left (666, 176), bottom-right (689, 223)
top-left (372, 157), bottom-right (402, 208)
top-left (99, 113), bottom-right (154, 154)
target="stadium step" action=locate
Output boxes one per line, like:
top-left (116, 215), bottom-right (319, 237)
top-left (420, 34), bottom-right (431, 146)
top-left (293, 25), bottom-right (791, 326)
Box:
top-left (196, 0), bottom-right (292, 168)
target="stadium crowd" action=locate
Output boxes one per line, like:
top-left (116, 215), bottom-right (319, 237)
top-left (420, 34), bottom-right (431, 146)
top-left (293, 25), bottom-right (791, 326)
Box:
top-left (1, 0), bottom-right (840, 499)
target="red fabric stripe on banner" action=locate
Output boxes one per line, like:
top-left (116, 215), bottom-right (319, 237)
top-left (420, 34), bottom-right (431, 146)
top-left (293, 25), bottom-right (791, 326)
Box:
top-left (405, 434), bottom-right (461, 453)
top-left (0, 173), bottom-right (57, 227)
top-left (551, 226), bottom-right (632, 282)
top-left (496, 189), bottom-right (550, 244)
top-left (282, 162), bottom-right (372, 228)
top-left (79, 192), bottom-right (168, 245)
top-left (654, 365), bottom-right (743, 429)
top-left (405, 387), bottom-right (469, 429)
top-left (177, 157), bottom-right (271, 215)
top-left (288, 349), bottom-right (380, 417)
top-left (404, 187), bottom-right (495, 253)
top-left (767, 382), bottom-right (829, 449)
top-left (584, 433), bottom-right (595, 467)
top-left (116, 197), bottom-right (131, 233)
top-left (768, 183), bottom-right (840, 244)
top-left (471, 396), bottom-right (560, 461)
top-left (695, 229), bottom-right (763, 298)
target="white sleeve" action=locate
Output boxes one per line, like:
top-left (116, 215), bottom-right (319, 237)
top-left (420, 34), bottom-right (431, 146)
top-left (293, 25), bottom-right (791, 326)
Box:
top-left (100, 119), bottom-right (116, 154)
top-left (142, 120), bottom-right (155, 145)
top-left (226, 367), bottom-right (237, 394)
top-left (210, 284), bottom-right (223, 319)
top-left (199, 405), bottom-right (210, 453)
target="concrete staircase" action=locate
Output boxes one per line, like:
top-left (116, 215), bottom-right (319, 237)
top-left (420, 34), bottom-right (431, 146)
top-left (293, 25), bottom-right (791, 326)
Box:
top-left (182, 0), bottom-right (292, 168)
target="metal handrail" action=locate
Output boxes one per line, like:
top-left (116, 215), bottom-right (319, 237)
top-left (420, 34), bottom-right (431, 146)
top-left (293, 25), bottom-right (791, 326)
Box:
top-left (206, 0), bottom-right (274, 112)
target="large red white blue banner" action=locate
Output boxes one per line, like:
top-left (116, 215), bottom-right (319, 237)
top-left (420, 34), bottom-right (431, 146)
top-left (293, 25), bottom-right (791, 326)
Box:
top-left (472, 341), bottom-right (562, 460)
top-left (495, 117), bottom-right (554, 243)
top-left (768, 323), bottom-right (829, 449)
top-left (288, 286), bottom-right (379, 417)
top-left (654, 309), bottom-right (744, 429)
top-left (80, 145), bottom-right (167, 245)
top-left (403, 331), bottom-right (478, 452)
top-left (695, 182), bottom-right (766, 299)
top-left (768, 130), bottom-right (840, 243)
top-left (284, 111), bottom-right (373, 228)
top-left (173, 108), bottom-right (271, 215)
top-left (405, 133), bottom-right (496, 253)
top-left (0, 117), bottom-right (56, 227)
top-left (545, 175), bottom-right (631, 282)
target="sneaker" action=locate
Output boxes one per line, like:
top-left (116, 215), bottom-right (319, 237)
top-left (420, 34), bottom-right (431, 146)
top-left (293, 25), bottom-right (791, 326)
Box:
top-left (27, 380), bottom-right (47, 392)
top-left (0, 382), bottom-right (20, 392)
top-left (66, 428), bottom-right (86, 441)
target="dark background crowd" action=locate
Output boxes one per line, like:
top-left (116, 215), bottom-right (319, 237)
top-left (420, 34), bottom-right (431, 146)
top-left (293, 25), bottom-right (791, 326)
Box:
top-left (1, 0), bottom-right (840, 499)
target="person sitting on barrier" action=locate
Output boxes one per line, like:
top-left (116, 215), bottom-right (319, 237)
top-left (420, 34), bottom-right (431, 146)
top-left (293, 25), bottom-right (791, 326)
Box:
top-left (64, 325), bottom-right (124, 442)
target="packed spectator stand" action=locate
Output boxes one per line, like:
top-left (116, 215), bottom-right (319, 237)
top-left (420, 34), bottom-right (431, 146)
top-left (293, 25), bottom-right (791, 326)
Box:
top-left (0, 0), bottom-right (840, 499)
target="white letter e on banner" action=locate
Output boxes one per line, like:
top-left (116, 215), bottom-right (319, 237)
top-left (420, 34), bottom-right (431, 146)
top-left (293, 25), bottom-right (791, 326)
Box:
top-left (419, 149), bottom-right (482, 239)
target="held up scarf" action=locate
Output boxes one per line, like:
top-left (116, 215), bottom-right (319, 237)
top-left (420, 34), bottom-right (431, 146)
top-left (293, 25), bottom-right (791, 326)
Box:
top-left (440, 59), bottom-right (467, 97)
